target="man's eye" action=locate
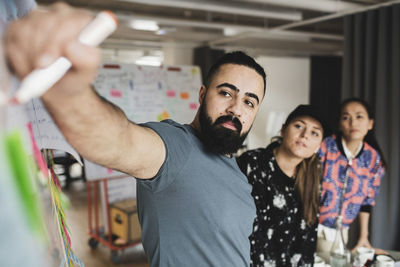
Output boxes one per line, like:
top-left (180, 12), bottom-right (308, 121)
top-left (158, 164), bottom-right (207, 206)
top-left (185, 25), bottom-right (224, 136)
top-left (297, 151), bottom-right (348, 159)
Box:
top-left (245, 100), bottom-right (254, 108)
top-left (220, 91), bottom-right (231, 97)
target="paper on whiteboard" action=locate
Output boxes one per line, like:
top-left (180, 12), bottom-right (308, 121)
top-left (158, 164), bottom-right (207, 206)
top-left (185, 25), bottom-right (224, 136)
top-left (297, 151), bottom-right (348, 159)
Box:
top-left (94, 64), bottom-right (165, 123)
top-left (163, 65), bottom-right (201, 124)
top-left (26, 98), bottom-right (82, 164)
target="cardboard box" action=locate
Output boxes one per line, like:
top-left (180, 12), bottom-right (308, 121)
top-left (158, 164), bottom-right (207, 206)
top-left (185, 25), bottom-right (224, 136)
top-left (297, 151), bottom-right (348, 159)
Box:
top-left (110, 199), bottom-right (141, 243)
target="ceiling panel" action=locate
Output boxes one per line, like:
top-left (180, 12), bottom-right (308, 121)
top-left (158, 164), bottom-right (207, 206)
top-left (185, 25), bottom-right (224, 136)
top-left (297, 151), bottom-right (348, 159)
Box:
top-left (36, 0), bottom-right (397, 56)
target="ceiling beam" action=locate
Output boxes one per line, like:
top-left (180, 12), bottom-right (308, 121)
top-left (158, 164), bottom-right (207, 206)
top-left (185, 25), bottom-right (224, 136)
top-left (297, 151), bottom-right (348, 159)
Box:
top-left (238, 0), bottom-right (363, 13)
top-left (114, 12), bottom-right (343, 41)
top-left (118, 0), bottom-right (302, 21)
top-left (271, 0), bottom-right (400, 31)
top-left (210, 0), bottom-right (400, 46)
top-left (207, 30), bottom-right (342, 46)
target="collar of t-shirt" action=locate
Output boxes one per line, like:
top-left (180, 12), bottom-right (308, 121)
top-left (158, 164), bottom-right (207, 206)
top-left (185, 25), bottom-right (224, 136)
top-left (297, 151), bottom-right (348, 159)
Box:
top-left (341, 137), bottom-right (363, 162)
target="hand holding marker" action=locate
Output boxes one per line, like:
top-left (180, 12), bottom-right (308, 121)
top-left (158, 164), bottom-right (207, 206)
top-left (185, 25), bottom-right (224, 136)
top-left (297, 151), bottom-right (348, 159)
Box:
top-left (11, 11), bottom-right (118, 104)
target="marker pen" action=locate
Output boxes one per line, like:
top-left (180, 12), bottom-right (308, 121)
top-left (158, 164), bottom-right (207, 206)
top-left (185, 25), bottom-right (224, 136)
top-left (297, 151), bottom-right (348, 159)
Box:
top-left (12, 11), bottom-right (118, 104)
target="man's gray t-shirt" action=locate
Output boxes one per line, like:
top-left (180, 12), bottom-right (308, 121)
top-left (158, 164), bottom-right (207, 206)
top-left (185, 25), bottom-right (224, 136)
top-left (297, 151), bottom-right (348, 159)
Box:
top-left (137, 120), bottom-right (256, 267)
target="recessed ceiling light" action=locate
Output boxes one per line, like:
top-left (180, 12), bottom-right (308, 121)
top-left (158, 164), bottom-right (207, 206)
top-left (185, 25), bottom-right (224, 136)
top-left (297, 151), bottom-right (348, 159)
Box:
top-left (223, 28), bottom-right (241, 36)
top-left (129, 20), bottom-right (159, 31)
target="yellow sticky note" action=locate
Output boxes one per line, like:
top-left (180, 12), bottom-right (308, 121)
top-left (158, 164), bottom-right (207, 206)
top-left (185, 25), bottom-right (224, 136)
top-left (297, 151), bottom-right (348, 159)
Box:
top-left (191, 67), bottom-right (199, 75)
top-left (162, 111), bottom-right (170, 120)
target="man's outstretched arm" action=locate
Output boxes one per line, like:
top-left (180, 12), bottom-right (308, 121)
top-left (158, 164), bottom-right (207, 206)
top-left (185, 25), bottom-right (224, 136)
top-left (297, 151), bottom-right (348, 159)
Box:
top-left (5, 3), bottom-right (165, 179)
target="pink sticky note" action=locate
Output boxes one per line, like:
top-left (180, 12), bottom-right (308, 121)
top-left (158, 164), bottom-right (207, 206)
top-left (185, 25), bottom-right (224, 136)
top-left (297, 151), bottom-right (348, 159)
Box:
top-left (110, 89), bottom-right (122, 98)
top-left (189, 103), bottom-right (198, 110)
top-left (107, 168), bottom-right (113, 174)
top-left (27, 122), bottom-right (48, 176)
top-left (167, 90), bottom-right (176, 97)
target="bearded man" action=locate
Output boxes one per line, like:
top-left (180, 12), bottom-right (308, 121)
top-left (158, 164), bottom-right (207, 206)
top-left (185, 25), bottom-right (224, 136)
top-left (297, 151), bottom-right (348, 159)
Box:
top-left (5, 4), bottom-right (267, 266)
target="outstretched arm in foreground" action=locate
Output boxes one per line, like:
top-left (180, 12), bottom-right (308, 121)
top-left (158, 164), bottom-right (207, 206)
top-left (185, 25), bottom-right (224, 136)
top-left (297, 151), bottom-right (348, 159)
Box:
top-left (5, 3), bottom-right (165, 179)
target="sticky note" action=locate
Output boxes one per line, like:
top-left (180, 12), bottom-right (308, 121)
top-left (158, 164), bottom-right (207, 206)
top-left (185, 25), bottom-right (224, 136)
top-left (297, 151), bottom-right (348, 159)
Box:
top-left (27, 123), bottom-right (48, 176)
top-left (157, 111), bottom-right (170, 121)
top-left (5, 131), bottom-right (44, 235)
top-left (180, 92), bottom-right (189, 100)
top-left (103, 64), bottom-right (120, 69)
top-left (162, 111), bottom-right (170, 120)
top-left (191, 67), bottom-right (199, 75)
top-left (167, 90), bottom-right (176, 97)
top-left (110, 89), bottom-right (122, 98)
top-left (189, 103), bottom-right (198, 110)
top-left (168, 67), bottom-right (181, 72)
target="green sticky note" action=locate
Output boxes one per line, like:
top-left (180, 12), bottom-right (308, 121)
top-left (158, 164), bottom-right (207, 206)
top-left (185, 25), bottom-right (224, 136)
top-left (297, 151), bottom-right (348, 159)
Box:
top-left (5, 131), bottom-right (43, 236)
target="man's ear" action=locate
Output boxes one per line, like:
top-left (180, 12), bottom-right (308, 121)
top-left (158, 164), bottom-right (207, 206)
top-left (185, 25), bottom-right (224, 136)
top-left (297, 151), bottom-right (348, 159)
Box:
top-left (199, 85), bottom-right (207, 104)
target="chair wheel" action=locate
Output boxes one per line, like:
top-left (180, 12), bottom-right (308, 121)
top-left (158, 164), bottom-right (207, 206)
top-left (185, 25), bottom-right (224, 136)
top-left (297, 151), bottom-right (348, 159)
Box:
top-left (88, 238), bottom-right (99, 249)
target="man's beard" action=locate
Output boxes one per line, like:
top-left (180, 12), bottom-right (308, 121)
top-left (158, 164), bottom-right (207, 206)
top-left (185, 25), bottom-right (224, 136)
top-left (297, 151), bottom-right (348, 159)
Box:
top-left (198, 102), bottom-right (249, 155)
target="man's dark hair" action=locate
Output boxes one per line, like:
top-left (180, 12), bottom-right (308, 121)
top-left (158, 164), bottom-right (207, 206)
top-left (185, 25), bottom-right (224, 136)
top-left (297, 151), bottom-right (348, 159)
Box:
top-left (204, 51), bottom-right (267, 95)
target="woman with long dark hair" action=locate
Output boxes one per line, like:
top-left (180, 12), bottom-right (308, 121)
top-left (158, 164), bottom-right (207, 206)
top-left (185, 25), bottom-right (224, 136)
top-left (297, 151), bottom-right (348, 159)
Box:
top-left (237, 104), bottom-right (327, 266)
top-left (317, 98), bottom-right (386, 254)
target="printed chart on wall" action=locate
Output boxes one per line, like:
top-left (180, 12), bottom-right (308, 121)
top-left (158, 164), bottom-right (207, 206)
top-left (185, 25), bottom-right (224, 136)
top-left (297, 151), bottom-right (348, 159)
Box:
top-left (93, 63), bottom-right (201, 125)
top-left (163, 65), bottom-right (201, 123)
top-left (87, 62), bottom-right (202, 182)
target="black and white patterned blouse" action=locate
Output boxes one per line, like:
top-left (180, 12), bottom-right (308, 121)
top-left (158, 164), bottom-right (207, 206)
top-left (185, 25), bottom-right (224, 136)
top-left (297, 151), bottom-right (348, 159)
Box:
top-left (237, 142), bottom-right (318, 267)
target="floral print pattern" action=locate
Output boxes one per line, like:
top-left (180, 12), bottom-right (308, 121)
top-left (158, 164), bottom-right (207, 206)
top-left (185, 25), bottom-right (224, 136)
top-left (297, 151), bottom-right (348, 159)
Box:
top-left (237, 143), bottom-right (318, 267)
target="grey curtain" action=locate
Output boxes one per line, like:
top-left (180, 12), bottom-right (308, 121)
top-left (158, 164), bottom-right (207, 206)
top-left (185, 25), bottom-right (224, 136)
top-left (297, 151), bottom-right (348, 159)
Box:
top-left (342, 4), bottom-right (400, 250)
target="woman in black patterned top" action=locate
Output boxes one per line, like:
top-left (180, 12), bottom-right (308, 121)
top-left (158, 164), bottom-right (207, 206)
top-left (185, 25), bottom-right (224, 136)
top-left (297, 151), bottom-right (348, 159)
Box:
top-left (237, 105), bottom-right (328, 267)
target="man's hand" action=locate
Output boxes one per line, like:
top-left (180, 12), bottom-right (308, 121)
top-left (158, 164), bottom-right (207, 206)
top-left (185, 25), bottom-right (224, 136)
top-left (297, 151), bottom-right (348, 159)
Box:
top-left (4, 2), bottom-right (166, 179)
top-left (5, 2), bottom-right (100, 98)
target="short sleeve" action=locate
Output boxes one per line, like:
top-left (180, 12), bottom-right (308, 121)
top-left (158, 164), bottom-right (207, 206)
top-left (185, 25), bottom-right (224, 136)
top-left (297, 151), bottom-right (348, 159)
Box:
top-left (362, 155), bottom-right (385, 206)
top-left (137, 120), bottom-right (194, 192)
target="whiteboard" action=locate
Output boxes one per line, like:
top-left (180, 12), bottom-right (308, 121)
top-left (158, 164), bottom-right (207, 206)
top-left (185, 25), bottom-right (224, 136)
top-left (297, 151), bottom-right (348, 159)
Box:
top-left (84, 63), bottom-right (202, 181)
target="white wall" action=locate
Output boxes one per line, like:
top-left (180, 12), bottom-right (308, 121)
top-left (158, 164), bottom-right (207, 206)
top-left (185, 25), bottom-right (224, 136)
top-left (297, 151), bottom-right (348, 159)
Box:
top-left (246, 56), bottom-right (310, 150)
top-left (163, 44), bottom-right (194, 65)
